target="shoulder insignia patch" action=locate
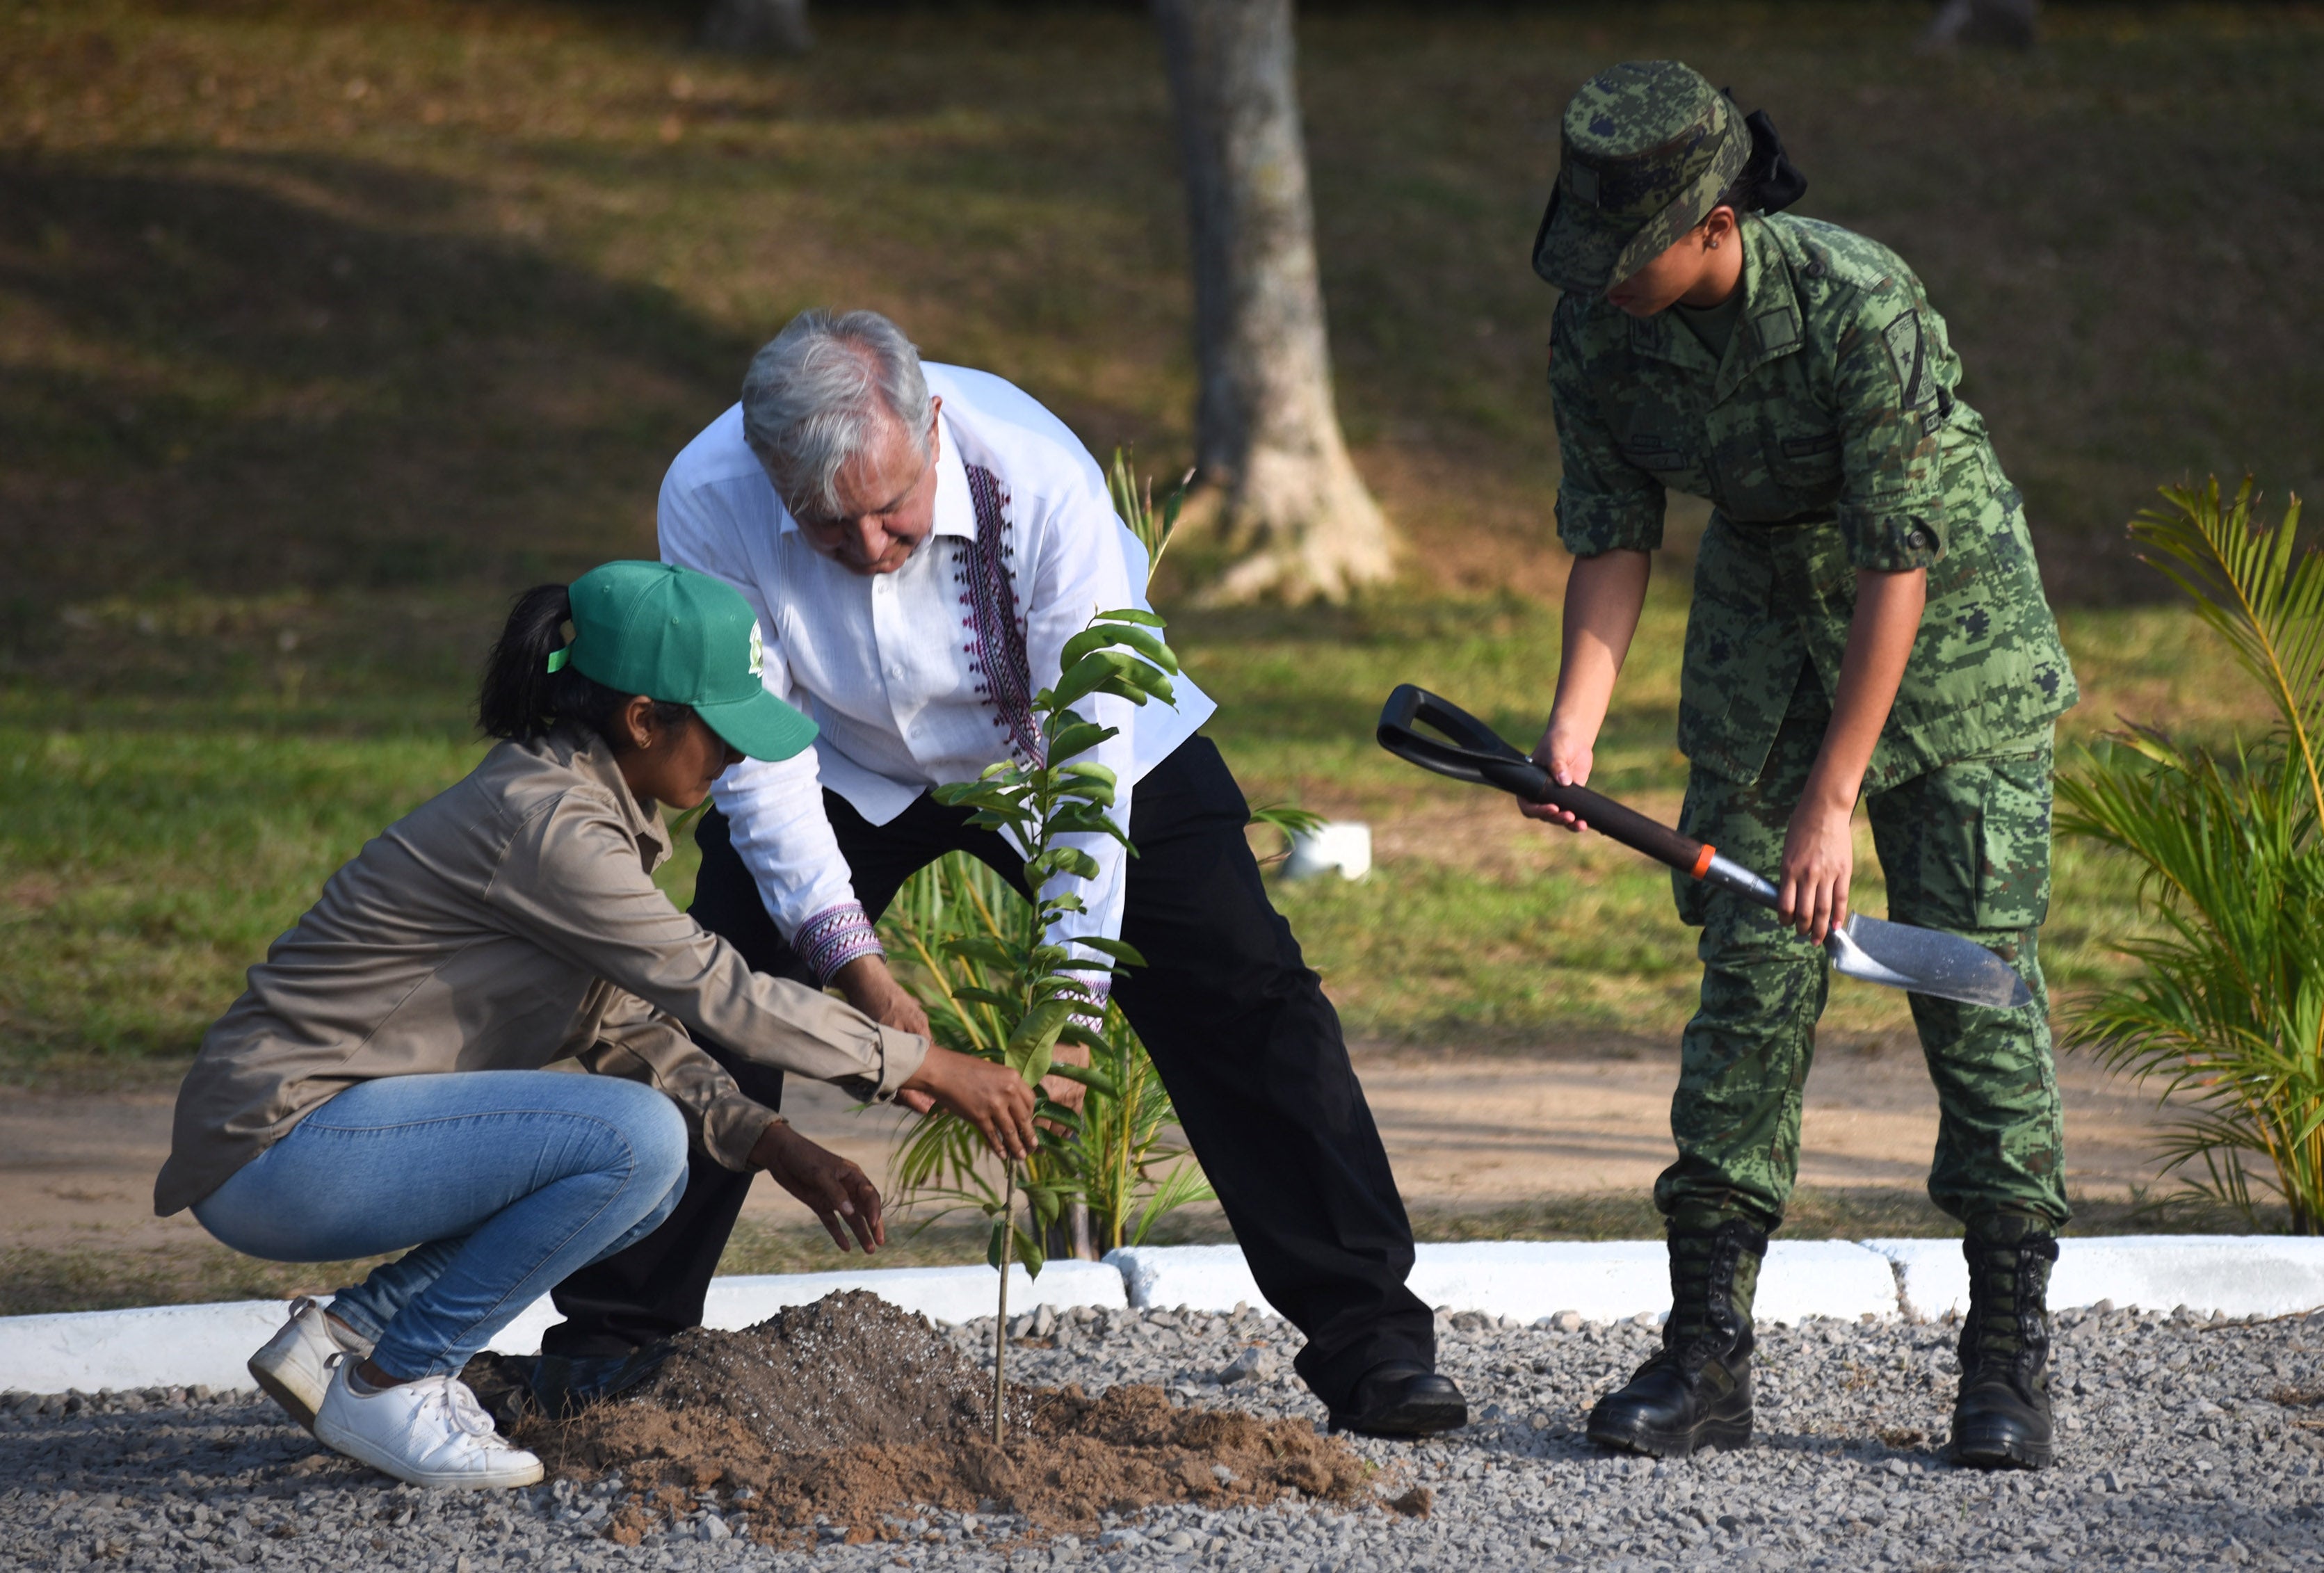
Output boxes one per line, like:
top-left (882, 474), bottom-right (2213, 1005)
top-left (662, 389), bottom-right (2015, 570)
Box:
top-left (1882, 309), bottom-right (1930, 408)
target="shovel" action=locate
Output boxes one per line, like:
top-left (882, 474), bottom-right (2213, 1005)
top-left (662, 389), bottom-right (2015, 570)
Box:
top-left (1375, 685), bottom-right (2032, 1011)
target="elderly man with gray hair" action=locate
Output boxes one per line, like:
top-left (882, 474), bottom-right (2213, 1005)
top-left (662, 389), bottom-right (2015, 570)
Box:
top-left (538, 308), bottom-right (1464, 1438)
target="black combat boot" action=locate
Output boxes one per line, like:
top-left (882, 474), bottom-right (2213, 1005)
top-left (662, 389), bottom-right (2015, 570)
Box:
top-left (1949, 1215), bottom-right (2059, 1471)
top-left (1586, 1217), bottom-right (1766, 1458)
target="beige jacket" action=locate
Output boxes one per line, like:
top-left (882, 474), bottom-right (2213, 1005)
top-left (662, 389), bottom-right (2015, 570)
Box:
top-left (155, 726), bottom-right (927, 1217)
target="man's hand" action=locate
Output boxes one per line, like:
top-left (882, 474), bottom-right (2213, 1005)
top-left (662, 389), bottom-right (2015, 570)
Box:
top-left (899, 1044), bottom-right (1038, 1160)
top-left (1778, 796), bottom-right (1856, 946)
top-left (748, 1120), bottom-right (885, 1253)
top-left (1040, 1037), bottom-right (1090, 1120)
top-left (833, 953), bottom-right (931, 1041)
top-left (1522, 717), bottom-right (1598, 834)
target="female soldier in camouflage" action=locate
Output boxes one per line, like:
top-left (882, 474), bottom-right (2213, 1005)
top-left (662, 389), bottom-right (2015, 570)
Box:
top-left (1526, 60), bottom-right (2077, 1470)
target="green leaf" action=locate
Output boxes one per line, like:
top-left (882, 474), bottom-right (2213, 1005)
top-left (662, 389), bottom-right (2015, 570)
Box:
top-left (1044, 1061), bottom-right (1122, 1099)
top-left (1049, 649), bottom-right (1149, 710)
top-left (1071, 935), bottom-right (1148, 967)
top-left (1027, 845), bottom-right (1103, 883)
top-left (942, 936), bottom-right (1018, 969)
top-left (1044, 719), bottom-right (1117, 764)
top-left (1249, 802), bottom-right (1330, 839)
top-left (1042, 806), bottom-right (1127, 844)
top-left (1059, 626), bottom-right (1126, 672)
top-left (1015, 1227), bottom-right (1046, 1280)
top-left (1060, 622), bottom-right (1179, 677)
top-left (1099, 622), bottom-right (1181, 675)
top-left (1095, 607), bottom-right (1167, 629)
top-left (1007, 999), bottom-right (1072, 1080)
top-left (986, 1218), bottom-right (1008, 1271)
top-left (1026, 1184), bottom-right (1061, 1227)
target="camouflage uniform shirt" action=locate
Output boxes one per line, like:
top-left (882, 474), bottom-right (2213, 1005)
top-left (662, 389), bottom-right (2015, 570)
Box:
top-left (1549, 212), bottom-right (2078, 789)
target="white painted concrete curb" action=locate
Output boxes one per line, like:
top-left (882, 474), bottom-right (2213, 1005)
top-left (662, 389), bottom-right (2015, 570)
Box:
top-left (0, 1261), bottom-right (1126, 1396)
top-left (11, 1239), bottom-right (2324, 1396)
top-left (1869, 1234), bottom-right (2324, 1321)
top-left (1107, 1241), bottom-right (1899, 1325)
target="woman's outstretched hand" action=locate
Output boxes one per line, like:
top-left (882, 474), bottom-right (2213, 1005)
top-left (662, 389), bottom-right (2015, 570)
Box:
top-left (749, 1120), bottom-right (886, 1252)
top-left (898, 1044), bottom-right (1039, 1161)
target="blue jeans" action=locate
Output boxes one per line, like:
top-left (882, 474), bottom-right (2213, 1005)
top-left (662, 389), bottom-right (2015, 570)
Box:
top-left (195, 1071), bottom-right (689, 1379)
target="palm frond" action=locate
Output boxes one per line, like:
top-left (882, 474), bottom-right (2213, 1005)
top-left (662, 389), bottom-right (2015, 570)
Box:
top-left (2060, 487), bottom-right (2324, 1234)
top-left (2128, 478), bottom-right (2322, 810)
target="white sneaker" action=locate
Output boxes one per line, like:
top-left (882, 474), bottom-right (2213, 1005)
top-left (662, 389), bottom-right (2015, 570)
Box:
top-left (248, 1296), bottom-right (375, 1432)
top-left (312, 1357), bottom-right (544, 1490)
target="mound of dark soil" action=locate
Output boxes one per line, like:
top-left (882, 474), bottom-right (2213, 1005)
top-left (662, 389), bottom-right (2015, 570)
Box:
top-left (521, 1291), bottom-right (1368, 1542)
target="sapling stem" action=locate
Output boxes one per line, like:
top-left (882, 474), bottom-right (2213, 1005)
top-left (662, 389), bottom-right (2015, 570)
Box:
top-left (992, 1163), bottom-right (1015, 1445)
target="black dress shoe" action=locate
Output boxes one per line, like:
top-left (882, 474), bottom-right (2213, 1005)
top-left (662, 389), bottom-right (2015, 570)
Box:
top-left (1328, 1362), bottom-right (1469, 1437)
top-left (526, 1338), bottom-right (676, 1420)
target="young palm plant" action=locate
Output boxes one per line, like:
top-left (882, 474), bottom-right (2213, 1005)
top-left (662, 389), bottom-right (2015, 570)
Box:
top-left (2057, 478), bottom-right (2324, 1231)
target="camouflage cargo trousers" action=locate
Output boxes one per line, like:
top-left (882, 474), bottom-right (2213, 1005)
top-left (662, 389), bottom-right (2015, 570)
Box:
top-left (1653, 668), bottom-right (2068, 1234)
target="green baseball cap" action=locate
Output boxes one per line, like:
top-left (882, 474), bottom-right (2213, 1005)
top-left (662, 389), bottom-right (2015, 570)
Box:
top-left (551, 560), bottom-right (818, 762)
top-left (1532, 60), bottom-right (1748, 296)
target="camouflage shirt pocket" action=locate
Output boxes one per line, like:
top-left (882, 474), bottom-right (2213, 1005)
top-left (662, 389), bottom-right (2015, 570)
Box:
top-left (1618, 430), bottom-right (1709, 496)
top-left (1770, 428), bottom-right (1844, 506)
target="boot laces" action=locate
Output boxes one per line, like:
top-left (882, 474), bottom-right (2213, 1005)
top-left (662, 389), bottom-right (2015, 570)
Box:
top-left (1961, 1233), bottom-right (2058, 1382)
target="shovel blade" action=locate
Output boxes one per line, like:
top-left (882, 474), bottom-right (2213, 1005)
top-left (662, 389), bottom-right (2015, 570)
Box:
top-left (1828, 916), bottom-right (2033, 1010)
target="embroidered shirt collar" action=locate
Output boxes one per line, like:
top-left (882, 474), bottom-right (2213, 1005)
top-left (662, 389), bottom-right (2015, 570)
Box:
top-left (772, 409), bottom-right (974, 542)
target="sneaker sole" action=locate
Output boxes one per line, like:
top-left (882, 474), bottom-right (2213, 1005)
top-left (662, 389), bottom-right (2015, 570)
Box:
top-left (248, 1359), bottom-right (323, 1434)
top-left (1586, 1411), bottom-right (1753, 1460)
top-left (313, 1412), bottom-right (543, 1491)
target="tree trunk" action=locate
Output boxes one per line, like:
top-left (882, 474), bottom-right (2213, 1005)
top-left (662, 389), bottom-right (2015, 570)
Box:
top-left (701, 0), bottom-right (813, 56)
top-left (1153, 0), bottom-right (1394, 604)
top-left (1044, 1201), bottom-right (1099, 1263)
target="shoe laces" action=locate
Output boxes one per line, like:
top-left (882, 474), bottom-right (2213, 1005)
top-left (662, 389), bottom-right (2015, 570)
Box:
top-left (330, 1355), bottom-right (503, 1444)
top-left (408, 1376), bottom-right (501, 1442)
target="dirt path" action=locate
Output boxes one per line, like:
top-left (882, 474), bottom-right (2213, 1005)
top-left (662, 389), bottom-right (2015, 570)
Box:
top-left (0, 1042), bottom-right (2171, 1268)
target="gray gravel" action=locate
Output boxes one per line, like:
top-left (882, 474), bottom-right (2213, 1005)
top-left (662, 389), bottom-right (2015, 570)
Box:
top-left (7, 1299), bottom-right (2324, 1570)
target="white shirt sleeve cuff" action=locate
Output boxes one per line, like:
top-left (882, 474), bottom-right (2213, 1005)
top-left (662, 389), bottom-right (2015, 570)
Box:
top-left (796, 901), bottom-right (885, 986)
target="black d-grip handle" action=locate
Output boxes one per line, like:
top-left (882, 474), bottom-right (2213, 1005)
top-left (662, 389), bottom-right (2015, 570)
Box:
top-left (1375, 684), bottom-right (1709, 878)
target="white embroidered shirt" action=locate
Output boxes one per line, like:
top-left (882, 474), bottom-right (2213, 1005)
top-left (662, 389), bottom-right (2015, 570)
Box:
top-left (657, 364), bottom-right (1217, 985)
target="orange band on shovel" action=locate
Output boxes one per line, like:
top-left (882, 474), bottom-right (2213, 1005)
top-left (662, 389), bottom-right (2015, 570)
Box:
top-left (1690, 844), bottom-right (1716, 880)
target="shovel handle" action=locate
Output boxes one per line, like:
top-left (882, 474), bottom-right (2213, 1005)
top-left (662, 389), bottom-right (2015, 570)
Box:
top-left (1375, 684), bottom-right (1780, 905)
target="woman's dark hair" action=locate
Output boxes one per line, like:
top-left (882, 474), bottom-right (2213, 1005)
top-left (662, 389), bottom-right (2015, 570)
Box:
top-left (1712, 108), bottom-right (1808, 218)
top-left (477, 583), bottom-right (693, 750)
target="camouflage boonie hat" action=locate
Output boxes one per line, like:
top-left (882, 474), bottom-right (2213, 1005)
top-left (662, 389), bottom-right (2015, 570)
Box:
top-left (1533, 60), bottom-right (1748, 296)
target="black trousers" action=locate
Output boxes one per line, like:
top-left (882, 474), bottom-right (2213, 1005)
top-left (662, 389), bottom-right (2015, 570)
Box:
top-left (544, 736), bottom-right (1432, 1410)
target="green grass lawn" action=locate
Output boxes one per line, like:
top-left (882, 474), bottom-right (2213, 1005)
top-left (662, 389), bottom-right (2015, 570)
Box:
top-left (0, 573), bottom-right (2273, 1082)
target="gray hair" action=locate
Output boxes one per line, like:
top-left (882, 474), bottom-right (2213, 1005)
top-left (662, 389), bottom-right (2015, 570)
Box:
top-left (740, 309), bottom-right (933, 519)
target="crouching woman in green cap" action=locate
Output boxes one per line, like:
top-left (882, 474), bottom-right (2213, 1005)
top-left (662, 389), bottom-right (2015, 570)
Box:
top-left (154, 560), bottom-right (1035, 1490)
top-left (1525, 61), bottom-right (2078, 1469)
